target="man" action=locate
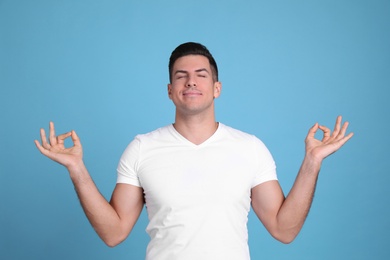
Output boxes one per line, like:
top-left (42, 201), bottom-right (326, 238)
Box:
top-left (35, 42), bottom-right (353, 260)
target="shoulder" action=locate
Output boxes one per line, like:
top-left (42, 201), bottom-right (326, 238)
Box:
top-left (219, 123), bottom-right (258, 141)
top-left (122, 125), bottom-right (172, 150)
top-left (218, 123), bottom-right (270, 151)
top-left (135, 125), bottom-right (173, 141)
top-left (120, 125), bottom-right (174, 159)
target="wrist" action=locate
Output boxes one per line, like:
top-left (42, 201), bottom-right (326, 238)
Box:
top-left (67, 160), bottom-right (88, 180)
top-left (302, 153), bottom-right (323, 171)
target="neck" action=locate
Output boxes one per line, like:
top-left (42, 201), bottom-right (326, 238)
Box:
top-left (173, 113), bottom-right (219, 145)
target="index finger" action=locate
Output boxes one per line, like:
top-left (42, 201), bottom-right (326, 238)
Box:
top-left (56, 132), bottom-right (73, 145)
top-left (318, 125), bottom-right (331, 142)
top-left (306, 122), bottom-right (319, 140)
top-left (70, 130), bottom-right (81, 147)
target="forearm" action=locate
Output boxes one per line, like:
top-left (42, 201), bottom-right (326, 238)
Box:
top-left (35, 123), bottom-right (142, 246)
top-left (276, 155), bottom-right (322, 242)
top-left (67, 162), bottom-right (126, 246)
top-left (253, 117), bottom-right (352, 243)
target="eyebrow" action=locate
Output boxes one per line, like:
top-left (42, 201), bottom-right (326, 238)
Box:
top-left (195, 68), bottom-right (210, 74)
top-left (174, 68), bottom-right (210, 75)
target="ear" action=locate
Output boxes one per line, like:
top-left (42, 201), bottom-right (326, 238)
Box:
top-left (167, 83), bottom-right (172, 99)
top-left (213, 81), bottom-right (222, 98)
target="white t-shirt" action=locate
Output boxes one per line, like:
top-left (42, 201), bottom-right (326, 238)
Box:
top-left (117, 123), bottom-right (277, 260)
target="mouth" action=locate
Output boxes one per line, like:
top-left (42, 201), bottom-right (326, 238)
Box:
top-left (183, 91), bottom-right (202, 96)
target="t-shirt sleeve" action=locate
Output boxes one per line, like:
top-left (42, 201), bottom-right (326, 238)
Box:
top-left (251, 136), bottom-right (278, 188)
top-left (116, 137), bottom-right (142, 187)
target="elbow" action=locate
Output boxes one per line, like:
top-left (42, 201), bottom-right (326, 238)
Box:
top-left (276, 235), bottom-right (296, 244)
top-left (103, 237), bottom-right (125, 248)
top-left (104, 240), bottom-right (121, 248)
top-left (100, 233), bottom-right (128, 248)
top-left (97, 222), bottom-right (137, 247)
top-left (271, 229), bottom-right (299, 244)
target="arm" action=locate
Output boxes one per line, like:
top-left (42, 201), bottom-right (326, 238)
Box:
top-left (35, 122), bottom-right (144, 247)
top-left (251, 116), bottom-right (353, 244)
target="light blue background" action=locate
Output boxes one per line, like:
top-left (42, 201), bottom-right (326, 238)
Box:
top-left (1, 0), bottom-right (389, 259)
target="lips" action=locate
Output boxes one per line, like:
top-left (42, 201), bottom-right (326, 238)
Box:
top-left (183, 91), bottom-right (202, 96)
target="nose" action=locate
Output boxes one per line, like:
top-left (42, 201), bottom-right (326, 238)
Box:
top-left (186, 75), bottom-right (196, 88)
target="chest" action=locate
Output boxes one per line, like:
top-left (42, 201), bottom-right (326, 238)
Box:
top-left (137, 144), bottom-right (257, 212)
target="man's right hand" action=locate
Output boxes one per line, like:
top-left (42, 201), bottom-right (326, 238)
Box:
top-left (34, 122), bottom-right (83, 169)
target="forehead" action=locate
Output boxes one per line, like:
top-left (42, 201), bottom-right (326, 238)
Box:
top-left (172, 55), bottom-right (211, 72)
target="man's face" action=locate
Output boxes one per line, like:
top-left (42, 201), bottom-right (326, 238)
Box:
top-left (168, 55), bottom-right (221, 116)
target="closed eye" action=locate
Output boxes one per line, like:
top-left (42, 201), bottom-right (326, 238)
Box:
top-left (195, 68), bottom-right (210, 78)
top-left (175, 74), bottom-right (187, 80)
top-left (174, 70), bottom-right (188, 80)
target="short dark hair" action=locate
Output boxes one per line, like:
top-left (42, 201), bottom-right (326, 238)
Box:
top-left (169, 42), bottom-right (218, 83)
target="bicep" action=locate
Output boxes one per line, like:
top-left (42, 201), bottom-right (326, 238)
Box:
top-left (110, 183), bottom-right (144, 233)
top-left (251, 180), bottom-right (285, 232)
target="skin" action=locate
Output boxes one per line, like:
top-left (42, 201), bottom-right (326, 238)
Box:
top-left (251, 116), bottom-right (353, 243)
top-left (35, 124), bottom-right (144, 246)
top-left (35, 54), bottom-right (353, 246)
top-left (168, 55), bottom-right (222, 144)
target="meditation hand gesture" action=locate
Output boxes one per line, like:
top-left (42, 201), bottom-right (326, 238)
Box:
top-left (34, 122), bottom-right (83, 169)
top-left (305, 116), bottom-right (353, 162)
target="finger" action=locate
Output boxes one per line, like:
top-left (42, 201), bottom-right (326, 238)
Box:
top-left (306, 123), bottom-right (319, 140)
top-left (318, 125), bottom-right (331, 142)
top-left (331, 115), bottom-right (342, 138)
top-left (56, 132), bottom-right (72, 145)
top-left (35, 139), bottom-right (50, 156)
top-left (34, 139), bottom-right (42, 150)
top-left (344, 132), bottom-right (354, 142)
top-left (337, 121), bottom-right (349, 139)
top-left (335, 132), bottom-right (354, 148)
top-left (71, 130), bottom-right (81, 147)
top-left (40, 128), bottom-right (51, 149)
top-left (49, 121), bottom-right (57, 146)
